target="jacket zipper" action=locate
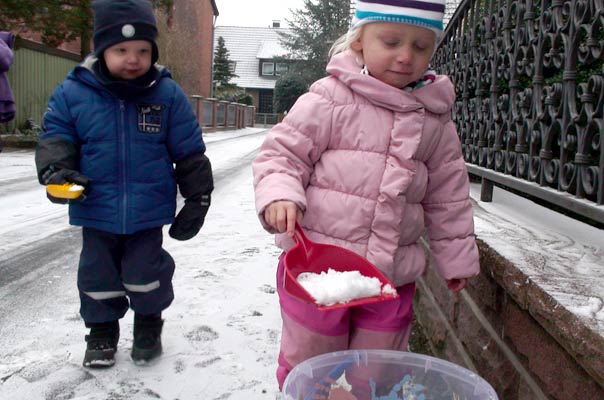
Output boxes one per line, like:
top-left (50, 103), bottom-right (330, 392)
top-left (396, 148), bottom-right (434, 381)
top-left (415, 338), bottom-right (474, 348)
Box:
top-left (119, 100), bottom-right (127, 233)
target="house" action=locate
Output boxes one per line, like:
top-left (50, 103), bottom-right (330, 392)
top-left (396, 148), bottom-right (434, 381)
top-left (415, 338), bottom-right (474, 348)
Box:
top-left (214, 22), bottom-right (294, 114)
top-left (156, 0), bottom-right (218, 97)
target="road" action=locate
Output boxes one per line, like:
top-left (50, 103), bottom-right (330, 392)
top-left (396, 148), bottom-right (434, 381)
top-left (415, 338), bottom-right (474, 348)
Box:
top-left (0, 128), bottom-right (287, 400)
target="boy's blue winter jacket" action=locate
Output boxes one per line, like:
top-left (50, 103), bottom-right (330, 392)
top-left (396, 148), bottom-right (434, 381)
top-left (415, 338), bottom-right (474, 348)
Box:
top-left (39, 57), bottom-right (206, 234)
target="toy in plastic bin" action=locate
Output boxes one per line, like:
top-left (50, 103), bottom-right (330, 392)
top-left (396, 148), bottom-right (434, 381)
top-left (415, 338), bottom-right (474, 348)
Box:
top-left (283, 224), bottom-right (399, 311)
top-left (281, 349), bottom-right (499, 400)
top-left (46, 183), bottom-right (85, 200)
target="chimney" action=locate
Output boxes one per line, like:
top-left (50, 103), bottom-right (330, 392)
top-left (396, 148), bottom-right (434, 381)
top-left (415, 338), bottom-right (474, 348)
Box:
top-left (272, 20), bottom-right (281, 28)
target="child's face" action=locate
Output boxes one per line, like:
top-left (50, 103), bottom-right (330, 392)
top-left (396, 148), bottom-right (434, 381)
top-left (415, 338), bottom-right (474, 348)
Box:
top-left (103, 40), bottom-right (153, 80)
top-left (352, 22), bottom-right (436, 89)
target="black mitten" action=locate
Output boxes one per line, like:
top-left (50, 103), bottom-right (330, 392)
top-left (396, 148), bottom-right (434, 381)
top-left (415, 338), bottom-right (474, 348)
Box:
top-left (42, 168), bottom-right (90, 204)
top-left (169, 195), bottom-right (211, 241)
top-left (169, 152), bottom-right (213, 240)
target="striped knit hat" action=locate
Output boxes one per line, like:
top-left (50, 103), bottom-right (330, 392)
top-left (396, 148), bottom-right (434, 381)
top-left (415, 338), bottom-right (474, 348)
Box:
top-left (351, 0), bottom-right (446, 38)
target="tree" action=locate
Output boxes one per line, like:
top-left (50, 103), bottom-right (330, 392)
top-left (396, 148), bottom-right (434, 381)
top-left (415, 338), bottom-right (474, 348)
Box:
top-left (273, 74), bottom-right (308, 113)
top-left (0, 0), bottom-right (173, 59)
top-left (213, 36), bottom-right (238, 95)
top-left (280, 0), bottom-right (352, 85)
top-left (0, 0), bottom-right (93, 58)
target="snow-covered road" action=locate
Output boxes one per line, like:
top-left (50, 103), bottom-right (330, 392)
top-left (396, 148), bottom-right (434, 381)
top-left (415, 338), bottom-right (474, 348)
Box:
top-left (2, 126), bottom-right (603, 400)
top-left (0, 128), bottom-right (286, 400)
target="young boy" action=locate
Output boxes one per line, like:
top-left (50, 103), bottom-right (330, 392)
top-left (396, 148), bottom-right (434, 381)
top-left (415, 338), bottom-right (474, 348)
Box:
top-left (35, 0), bottom-right (213, 368)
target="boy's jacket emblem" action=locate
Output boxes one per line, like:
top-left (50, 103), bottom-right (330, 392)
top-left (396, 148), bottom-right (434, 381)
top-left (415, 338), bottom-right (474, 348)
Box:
top-left (137, 104), bottom-right (164, 133)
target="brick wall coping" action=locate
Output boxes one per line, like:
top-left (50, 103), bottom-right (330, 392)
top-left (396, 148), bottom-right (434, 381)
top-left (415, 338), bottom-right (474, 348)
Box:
top-left (469, 184), bottom-right (604, 386)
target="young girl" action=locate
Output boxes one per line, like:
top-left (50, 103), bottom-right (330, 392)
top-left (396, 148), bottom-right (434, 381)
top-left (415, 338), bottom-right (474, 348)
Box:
top-left (253, 0), bottom-right (479, 389)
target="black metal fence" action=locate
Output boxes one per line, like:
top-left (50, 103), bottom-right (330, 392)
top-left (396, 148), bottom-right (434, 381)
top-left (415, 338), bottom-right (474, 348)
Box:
top-left (433, 0), bottom-right (604, 225)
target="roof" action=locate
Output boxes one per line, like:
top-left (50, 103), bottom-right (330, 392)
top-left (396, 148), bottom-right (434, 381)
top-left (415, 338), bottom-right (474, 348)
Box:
top-left (214, 26), bottom-right (292, 90)
top-left (256, 40), bottom-right (288, 59)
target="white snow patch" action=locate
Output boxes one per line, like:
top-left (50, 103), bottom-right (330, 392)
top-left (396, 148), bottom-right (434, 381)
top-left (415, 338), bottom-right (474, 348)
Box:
top-left (470, 183), bottom-right (604, 334)
top-left (297, 269), bottom-right (389, 306)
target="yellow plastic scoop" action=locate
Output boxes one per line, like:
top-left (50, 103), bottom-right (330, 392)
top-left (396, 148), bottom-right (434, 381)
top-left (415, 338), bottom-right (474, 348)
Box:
top-left (46, 183), bottom-right (85, 199)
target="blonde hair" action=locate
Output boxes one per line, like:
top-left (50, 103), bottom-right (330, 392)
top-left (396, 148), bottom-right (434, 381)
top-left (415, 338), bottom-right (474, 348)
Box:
top-left (329, 23), bottom-right (439, 64)
top-left (328, 27), bottom-right (363, 58)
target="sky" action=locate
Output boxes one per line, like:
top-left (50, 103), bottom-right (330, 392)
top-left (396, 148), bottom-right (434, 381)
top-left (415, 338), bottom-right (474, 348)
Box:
top-left (0, 128), bottom-right (603, 398)
top-left (214, 0), bottom-right (307, 27)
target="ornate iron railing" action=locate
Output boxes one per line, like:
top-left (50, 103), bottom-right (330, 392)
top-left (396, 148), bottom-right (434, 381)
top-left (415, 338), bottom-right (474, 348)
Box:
top-left (433, 0), bottom-right (604, 225)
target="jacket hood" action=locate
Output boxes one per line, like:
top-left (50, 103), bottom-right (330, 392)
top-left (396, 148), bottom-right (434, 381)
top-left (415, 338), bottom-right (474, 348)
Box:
top-left (326, 50), bottom-right (456, 115)
top-left (0, 32), bottom-right (15, 49)
top-left (69, 54), bottom-right (170, 92)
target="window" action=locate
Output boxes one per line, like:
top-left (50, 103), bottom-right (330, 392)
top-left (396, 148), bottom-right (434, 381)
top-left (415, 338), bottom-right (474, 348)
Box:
top-left (261, 61), bottom-right (290, 76)
top-left (262, 62), bottom-right (275, 76)
top-left (258, 90), bottom-right (274, 113)
top-left (275, 63), bottom-right (289, 76)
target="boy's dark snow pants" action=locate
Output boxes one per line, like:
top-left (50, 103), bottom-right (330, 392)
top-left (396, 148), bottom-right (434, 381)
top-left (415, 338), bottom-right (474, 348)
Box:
top-left (78, 226), bottom-right (175, 323)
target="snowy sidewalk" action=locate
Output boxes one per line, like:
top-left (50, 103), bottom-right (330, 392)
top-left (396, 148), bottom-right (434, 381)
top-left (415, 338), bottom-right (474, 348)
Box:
top-left (0, 128), bottom-right (286, 399)
top-left (1, 127), bottom-right (603, 399)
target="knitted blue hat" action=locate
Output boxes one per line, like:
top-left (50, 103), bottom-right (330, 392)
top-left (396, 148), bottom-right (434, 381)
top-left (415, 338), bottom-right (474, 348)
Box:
top-left (92, 0), bottom-right (159, 63)
top-left (351, 0), bottom-right (446, 38)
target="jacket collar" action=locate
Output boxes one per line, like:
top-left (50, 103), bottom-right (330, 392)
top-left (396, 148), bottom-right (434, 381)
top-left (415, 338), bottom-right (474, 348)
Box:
top-left (326, 50), bottom-right (455, 114)
top-left (70, 54), bottom-right (168, 98)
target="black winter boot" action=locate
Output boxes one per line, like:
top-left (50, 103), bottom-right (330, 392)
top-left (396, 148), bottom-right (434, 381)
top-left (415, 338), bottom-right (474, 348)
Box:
top-left (83, 320), bottom-right (119, 368)
top-left (131, 313), bottom-right (163, 364)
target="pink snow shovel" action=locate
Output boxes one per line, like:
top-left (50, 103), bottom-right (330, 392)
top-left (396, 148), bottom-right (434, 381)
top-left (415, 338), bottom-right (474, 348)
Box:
top-left (283, 224), bottom-right (399, 311)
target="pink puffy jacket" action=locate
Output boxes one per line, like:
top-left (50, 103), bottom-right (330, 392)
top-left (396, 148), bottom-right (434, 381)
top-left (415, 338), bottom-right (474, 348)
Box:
top-left (253, 50), bottom-right (479, 286)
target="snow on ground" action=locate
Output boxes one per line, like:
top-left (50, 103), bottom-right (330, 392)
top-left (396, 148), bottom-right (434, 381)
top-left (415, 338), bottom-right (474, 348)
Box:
top-left (0, 151), bottom-right (70, 256)
top-left (470, 184), bottom-right (604, 333)
top-left (0, 128), bottom-right (285, 399)
top-left (1, 127), bottom-right (603, 399)
top-left (202, 127), bottom-right (264, 144)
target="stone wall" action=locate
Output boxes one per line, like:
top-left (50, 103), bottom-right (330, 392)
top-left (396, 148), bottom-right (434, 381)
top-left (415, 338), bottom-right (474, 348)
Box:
top-left (415, 240), bottom-right (604, 400)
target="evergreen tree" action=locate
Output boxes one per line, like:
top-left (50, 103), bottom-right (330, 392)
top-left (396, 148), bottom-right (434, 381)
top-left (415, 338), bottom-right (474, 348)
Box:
top-left (213, 36), bottom-right (238, 93)
top-left (273, 74), bottom-right (308, 113)
top-left (280, 0), bottom-right (352, 85)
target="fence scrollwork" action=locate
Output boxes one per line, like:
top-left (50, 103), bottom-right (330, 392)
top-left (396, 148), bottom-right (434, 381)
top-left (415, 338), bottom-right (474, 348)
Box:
top-left (434, 0), bottom-right (604, 224)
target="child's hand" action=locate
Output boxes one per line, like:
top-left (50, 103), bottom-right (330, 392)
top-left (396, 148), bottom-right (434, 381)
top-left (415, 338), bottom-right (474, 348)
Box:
top-left (42, 167), bottom-right (90, 187)
top-left (263, 201), bottom-right (303, 237)
top-left (447, 278), bottom-right (467, 293)
top-left (169, 195), bottom-right (210, 241)
top-left (42, 167), bottom-right (90, 204)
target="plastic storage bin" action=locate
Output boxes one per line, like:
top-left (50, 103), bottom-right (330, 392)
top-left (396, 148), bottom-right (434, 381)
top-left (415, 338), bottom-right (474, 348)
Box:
top-left (282, 349), bottom-right (498, 400)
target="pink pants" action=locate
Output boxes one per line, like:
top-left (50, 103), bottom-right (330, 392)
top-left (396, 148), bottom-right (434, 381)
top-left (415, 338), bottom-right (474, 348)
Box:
top-left (276, 256), bottom-right (415, 389)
